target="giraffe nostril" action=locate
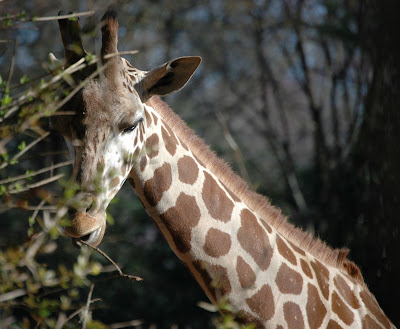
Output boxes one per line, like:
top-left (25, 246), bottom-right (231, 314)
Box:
top-left (68, 207), bottom-right (76, 217)
top-left (85, 198), bottom-right (96, 213)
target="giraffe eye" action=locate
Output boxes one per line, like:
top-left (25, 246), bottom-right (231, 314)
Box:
top-left (122, 118), bottom-right (143, 133)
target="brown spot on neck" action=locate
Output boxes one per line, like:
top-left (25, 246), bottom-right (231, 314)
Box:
top-left (246, 284), bottom-right (275, 321)
top-left (192, 260), bottom-right (232, 302)
top-left (332, 291), bottom-right (354, 325)
top-left (161, 123), bottom-right (178, 156)
top-left (203, 228), bottom-right (231, 258)
top-left (334, 275), bottom-right (360, 309)
top-left (160, 192), bottom-right (201, 254)
top-left (178, 155), bottom-right (199, 185)
top-left (145, 133), bottom-right (159, 159)
top-left (276, 235), bottom-right (297, 266)
top-left (306, 283), bottom-right (327, 329)
top-left (300, 259), bottom-right (313, 279)
top-left (327, 320), bottom-right (343, 329)
top-left (145, 108), bottom-right (152, 128)
top-left (236, 311), bottom-right (264, 329)
top-left (275, 263), bottom-right (303, 295)
top-left (143, 162), bottom-right (172, 207)
top-left (202, 171), bottom-right (234, 222)
top-left (362, 314), bottom-right (382, 329)
top-left (261, 220), bottom-right (272, 234)
top-left (310, 260), bottom-right (330, 300)
top-left (139, 155), bottom-right (147, 171)
top-left (360, 290), bottom-right (392, 329)
top-left (283, 302), bottom-right (305, 329)
top-left (236, 256), bottom-right (256, 289)
top-left (288, 240), bottom-right (306, 256)
top-left (237, 209), bottom-right (273, 271)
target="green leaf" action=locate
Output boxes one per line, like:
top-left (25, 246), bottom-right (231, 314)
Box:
top-left (19, 75), bottom-right (30, 85)
top-left (0, 185), bottom-right (7, 195)
top-left (1, 153), bottom-right (9, 161)
top-left (106, 213), bottom-right (115, 225)
top-left (1, 94), bottom-right (12, 106)
top-left (38, 308), bottom-right (51, 318)
top-left (18, 140), bottom-right (26, 150)
top-left (28, 216), bottom-right (35, 226)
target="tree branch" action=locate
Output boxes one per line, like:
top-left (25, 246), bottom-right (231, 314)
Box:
top-left (78, 240), bottom-right (143, 282)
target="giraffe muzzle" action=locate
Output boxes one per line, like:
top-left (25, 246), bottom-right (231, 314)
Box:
top-left (65, 212), bottom-right (106, 247)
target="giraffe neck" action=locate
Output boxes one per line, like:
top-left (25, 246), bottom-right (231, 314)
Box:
top-left (127, 97), bottom-right (395, 329)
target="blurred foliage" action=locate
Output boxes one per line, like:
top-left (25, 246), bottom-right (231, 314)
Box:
top-left (0, 0), bottom-right (399, 328)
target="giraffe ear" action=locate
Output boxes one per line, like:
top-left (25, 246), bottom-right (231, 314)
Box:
top-left (139, 56), bottom-right (201, 102)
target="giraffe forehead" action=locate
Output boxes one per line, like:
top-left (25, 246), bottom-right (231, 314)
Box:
top-left (81, 79), bottom-right (143, 130)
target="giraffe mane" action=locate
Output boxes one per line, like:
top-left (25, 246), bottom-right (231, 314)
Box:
top-left (148, 96), bottom-right (364, 283)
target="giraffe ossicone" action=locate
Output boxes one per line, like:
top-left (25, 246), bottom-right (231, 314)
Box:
top-left (51, 10), bottom-right (396, 329)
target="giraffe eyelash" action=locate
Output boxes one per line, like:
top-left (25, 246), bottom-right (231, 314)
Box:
top-left (122, 118), bottom-right (144, 133)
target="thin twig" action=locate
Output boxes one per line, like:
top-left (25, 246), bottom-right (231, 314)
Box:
top-left (110, 319), bottom-right (145, 328)
top-left (33, 11), bottom-right (96, 22)
top-left (61, 298), bottom-right (101, 328)
top-left (0, 131), bottom-right (50, 170)
top-left (5, 38), bottom-right (18, 92)
top-left (78, 240), bottom-right (143, 282)
top-left (104, 50), bottom-right (139, 59)
top-left (0, 11), bottom-right (96, 22)
top-left (7, 173), bottom-right (64, 194)
top-left (0, 205), bottom-right (57, 212)
top-left (216, 112), bottom-right (251, 184)
top-left (81, 283), bottom-right (95, 329)
top-left (0, 289), bottom-right (27, 303)
top-left (29, 200), bottom-right (46, 228)
top-left (0, 159), bottom-right (72, 184)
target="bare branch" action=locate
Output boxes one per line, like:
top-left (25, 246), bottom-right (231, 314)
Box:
top-left (110, 319), bottom-right (145, 328)
top-left (78, 240), bottom-right (143, 282)
top-left (0, 289), bottom-right (27, 303)
top-left (59, 298), bottom-right (101, 329)
top-left (28, 200), bottom-right (46, 230)
top-left (216, 112), bottom-right (251, 184)
top-left (81, 283), bottom-right (95, 329)
top-left (5, 38), bottom-right (18, 92)
top-left (7, 173), bottom-right (64, 194)
top-left (0, 159), bottom-right (72, 184)
top-left (0, 11), bottom-right (96, 22)
top-left (34, 11), bottom-right (96, 22)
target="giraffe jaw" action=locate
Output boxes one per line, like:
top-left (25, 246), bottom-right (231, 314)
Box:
top-left (65, 212), bottom-right (106, 247)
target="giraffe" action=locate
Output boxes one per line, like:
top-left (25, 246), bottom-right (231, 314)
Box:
top-left (50, 11), bottom-right (396, 329)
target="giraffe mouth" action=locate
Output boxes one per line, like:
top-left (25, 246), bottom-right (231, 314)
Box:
top-left (64, 212), bottom-right (106, 247)
top-left (72, 225), bottom-right (105, 248)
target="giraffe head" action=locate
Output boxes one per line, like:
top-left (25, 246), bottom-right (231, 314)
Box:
top-left (51, 11), bottom-right (200, 246)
